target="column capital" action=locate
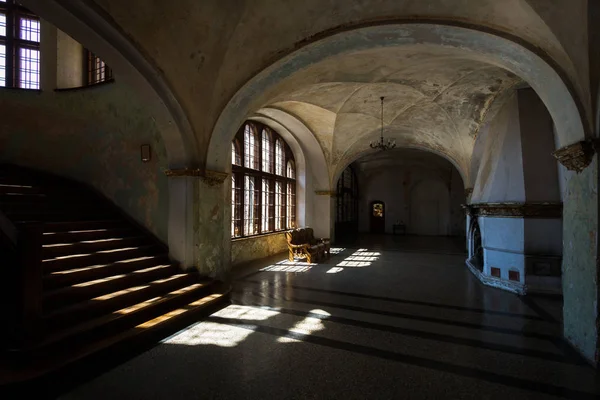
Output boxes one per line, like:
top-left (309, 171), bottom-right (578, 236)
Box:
top-left (315, 190), bottom-right (336, 197)
top-left (552, 140), bottom-right (597, 173)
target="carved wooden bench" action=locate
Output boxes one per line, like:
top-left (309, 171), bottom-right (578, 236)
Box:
top-left (285, 228), bottom-right (330, 263)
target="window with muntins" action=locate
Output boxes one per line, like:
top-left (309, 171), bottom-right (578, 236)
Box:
top-left (85, 49), bottom-right (113, 85)
top-left (336, 166), bottom-right (358, 223)
top-left (232, 121), bottom-right (297, 238)
top-left (0, 0), bottom-right (40, 89)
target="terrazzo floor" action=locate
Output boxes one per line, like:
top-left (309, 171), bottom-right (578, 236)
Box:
top-left (58, 237), bottom-right (600, 399)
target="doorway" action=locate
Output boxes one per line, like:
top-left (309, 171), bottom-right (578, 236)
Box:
top-left (370, 201), bottom-right (385, 233)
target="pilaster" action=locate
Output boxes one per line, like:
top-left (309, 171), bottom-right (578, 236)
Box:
top-left (165, 168), bottom-right (230, 280)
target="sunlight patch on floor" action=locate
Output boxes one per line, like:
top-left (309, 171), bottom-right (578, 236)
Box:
top-left (277, 310), bottom-right (328, 343)
top-left (260, 259), bottom-right (316, 273)
top-left (165, 305), bottom-right (281, 347)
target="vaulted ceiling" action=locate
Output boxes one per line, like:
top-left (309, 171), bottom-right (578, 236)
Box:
top-left (260, 46), bottom-right (522, 182)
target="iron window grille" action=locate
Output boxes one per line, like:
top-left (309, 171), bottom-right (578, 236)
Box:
top-left (232, 121), bottom-right (296, 238)
top-left (0, 0), bottom-right (40, 89)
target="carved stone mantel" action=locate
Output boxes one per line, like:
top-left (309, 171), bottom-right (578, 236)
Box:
top-left (552, 140), bottom-right (596, 173)
top-left (164, 168), bottom-right (229, 186)
top-left (462, 202), bottom-right (562, 218)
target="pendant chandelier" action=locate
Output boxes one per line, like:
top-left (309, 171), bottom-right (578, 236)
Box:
top-left (370, 96), bottom-right (396, 151)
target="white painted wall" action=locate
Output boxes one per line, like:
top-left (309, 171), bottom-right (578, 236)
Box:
top-left (470, 88), bottom-right (563, 294)
top-left (471, 92), bottom-right (525, 203)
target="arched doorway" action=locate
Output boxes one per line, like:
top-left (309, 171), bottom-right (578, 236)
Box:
top-left (467, 218), bottom-right (484, 272)
top-left (370, 201), bottom-right (385, 233)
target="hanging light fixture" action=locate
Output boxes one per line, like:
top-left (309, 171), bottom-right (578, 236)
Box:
top-left (370, 96), bottom-right (396, 151)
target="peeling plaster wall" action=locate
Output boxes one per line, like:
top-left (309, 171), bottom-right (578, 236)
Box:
top-left (231, 233), bottom-right (288, 267)
top-left (0, 82), bottom-right (169, 242)
top-left (88, 0), bottom-right (587, 165)
top-left (562, 158), bottom-right (599, 363)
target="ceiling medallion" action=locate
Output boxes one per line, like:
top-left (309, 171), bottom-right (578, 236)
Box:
top-left (370, 96), bottom-right (396, 151)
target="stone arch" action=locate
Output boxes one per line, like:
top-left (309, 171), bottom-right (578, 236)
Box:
top-left (20, 0), bottom-right (199, 168)
top-left (333, 144), bottom-right (468, 191)
top-left (253, 107), bottom-right (330, 190)
top-left (208, 22), bottom-right (588, 174)
top-left (247, 115), bottom-right (309, 228)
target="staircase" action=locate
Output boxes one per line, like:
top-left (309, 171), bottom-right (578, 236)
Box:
top-left (0, 164), bottom-right (229, 385)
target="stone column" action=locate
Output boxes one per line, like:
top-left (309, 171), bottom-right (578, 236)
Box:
top-left (166, 169), bottom-right (230, 281)
top-left (553, 142), bottom-right (599, 365)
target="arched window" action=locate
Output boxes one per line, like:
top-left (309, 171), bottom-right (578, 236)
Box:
top-left (232, 121), bottom-right (296, 238)
top-left (261, 129), bottom-right (272, 173)
top-left (286, 160), bottom-right (295, 179)
top-left (275, 139), bottom-right (284, 176)
top-left (232, 140), bottom-right (241, 166)
top-left (244, 124), bottom-right (258, 170)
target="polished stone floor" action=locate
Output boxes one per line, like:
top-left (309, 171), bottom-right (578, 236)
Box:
top-left (60, 238), bottom-right (599, 399)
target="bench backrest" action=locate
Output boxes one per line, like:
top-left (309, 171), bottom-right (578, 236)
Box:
top-left (285, 228), bottom-right (316, 245)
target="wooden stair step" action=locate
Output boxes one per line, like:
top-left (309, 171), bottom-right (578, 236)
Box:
top-left (0, 201), bottom-right (108, 212)
top-left (42, 236), bottom-right (150, 258)
top-left (41, 220), bottom-right (128, 233)
top-left (0, 185), bottom-right (40, 194)
top-left (5, 288), bottom-right (229, 385)
top-left (40, 281), bottom-right (214, 347)
top-left (44, 273), bottom-right (201, 330)
top-left (6, 209), bottom-right (115, 218)
top-left (43, 254), bottom-right (171, 290)
top-left (42, 244), bottom-right (162, 272)
top-left (43, 264), bottom-right (179, 311)
top-left (42, 227), bottom-right (137, 245)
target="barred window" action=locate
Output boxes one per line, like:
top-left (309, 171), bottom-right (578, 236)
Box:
top-left (0, 1), bottom-right (40, 89)
top-left (232, 121), bottom-right (296, 238)
top-left (85, 49), bottom-right (112, 85)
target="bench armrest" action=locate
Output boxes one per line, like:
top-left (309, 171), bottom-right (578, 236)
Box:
top-left (289, 243), bottom-right (309, 249)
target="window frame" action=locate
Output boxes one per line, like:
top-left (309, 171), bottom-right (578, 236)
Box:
top-left (84, 48), bottom-right (113, 86)
top-left (336, 166), bottom-right (358, 223)
top-left (232, 121), bottom-right (296, 239)
top-left (0, 0), bottom-right (41, 89)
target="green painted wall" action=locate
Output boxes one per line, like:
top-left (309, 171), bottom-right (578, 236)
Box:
top-left (0, 81), bottom-right (169, 242)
